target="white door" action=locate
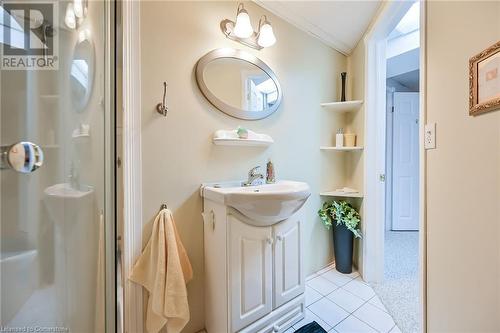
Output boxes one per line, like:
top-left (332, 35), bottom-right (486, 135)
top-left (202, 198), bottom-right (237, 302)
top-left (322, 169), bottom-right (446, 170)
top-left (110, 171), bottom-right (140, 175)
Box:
top-left (392, 92), bottom-right (419, 230)
top-left (273, 215), bottom-right (304, 308)
top-left (229, 215), bottom-right (273, 331)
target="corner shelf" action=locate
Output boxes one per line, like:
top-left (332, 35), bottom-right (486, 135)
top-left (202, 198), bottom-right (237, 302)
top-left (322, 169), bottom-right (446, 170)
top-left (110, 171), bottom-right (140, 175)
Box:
top-left (39, 95), bottom-right (59, 112)
top-left (42, 144), bottom-right (60, 149)
top-left (320, 191), bottom-right (364, 198)
top-left (319, 98), bottom-right (364, 201)
top-left (320, 100), bottom-right (363, 113)
top-left (320, 146), bottom-right (364, 152)
top-left (40, 94), bottom-right (59, 100)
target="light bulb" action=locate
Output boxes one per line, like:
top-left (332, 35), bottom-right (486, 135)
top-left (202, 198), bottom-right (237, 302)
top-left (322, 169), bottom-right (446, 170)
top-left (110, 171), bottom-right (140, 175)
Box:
top-left (257, 22), bottom-right (276, 47)
top-left (78, 29), bottom-right (90, 42)
top-left (74, 0), bottom-right (84, 18)
top-left (233, 9), bottom-right (253, 39)
top-left (64, 3), bottom-right (76, 29)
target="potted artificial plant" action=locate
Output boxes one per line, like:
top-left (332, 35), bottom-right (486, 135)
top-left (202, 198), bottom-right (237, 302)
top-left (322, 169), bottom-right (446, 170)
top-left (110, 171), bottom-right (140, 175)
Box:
top-left (318, 200), bottom-right (361, 274)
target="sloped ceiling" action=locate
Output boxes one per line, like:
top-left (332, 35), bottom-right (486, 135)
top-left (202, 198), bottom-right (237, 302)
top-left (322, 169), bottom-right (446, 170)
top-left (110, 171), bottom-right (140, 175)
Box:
top-left (391, 69), bottom-right (420, 91)
top-left (254, 1), bottom-right (382, 55)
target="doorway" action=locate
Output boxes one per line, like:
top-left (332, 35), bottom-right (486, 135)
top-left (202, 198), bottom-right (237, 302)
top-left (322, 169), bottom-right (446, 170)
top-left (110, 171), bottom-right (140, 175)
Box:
top-left (363, 1), bottom-right (424, 333)
top-left (378, 5), bottom-right (421, 331)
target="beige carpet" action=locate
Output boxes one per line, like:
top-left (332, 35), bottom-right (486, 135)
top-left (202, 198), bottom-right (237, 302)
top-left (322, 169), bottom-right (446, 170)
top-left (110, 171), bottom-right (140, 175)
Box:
top-left (370, 231), bottom-right (420, 333)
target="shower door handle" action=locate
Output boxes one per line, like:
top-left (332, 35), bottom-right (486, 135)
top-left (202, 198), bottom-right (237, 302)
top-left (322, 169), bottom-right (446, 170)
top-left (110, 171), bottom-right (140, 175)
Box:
top-left (0, 141), bottom-right (44, 173)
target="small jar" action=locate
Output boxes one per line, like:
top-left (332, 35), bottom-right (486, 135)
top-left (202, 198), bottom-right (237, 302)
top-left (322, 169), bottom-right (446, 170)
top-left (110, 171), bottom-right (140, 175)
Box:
top-left (344, 133), bottom-right (356, 147)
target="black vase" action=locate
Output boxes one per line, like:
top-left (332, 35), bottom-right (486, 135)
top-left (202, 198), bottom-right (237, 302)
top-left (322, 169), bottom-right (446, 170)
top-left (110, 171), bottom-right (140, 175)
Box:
top-left (333, 223), bottom-right (353, 274)
top-left (340, 72), bottom-right (347, 102)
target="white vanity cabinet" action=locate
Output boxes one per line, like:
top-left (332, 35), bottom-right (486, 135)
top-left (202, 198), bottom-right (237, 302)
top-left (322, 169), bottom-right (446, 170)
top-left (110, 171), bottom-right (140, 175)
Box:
top-left (203, 200), bottom-right (307, 333)
top-left (229, 214), bottom-right (273, 331)
top-left (273, 217), bottom-right (304, 308)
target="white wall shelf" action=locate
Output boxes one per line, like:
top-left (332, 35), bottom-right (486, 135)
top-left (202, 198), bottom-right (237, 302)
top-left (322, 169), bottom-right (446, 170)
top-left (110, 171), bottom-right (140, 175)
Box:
top-left (320, 100), bottom-right (363, 112)
top-left (213, 129), bottom-right (273, 147)
top-left (320, 191), bottom-right (364, 198)
top-left (320, 146), bottom-right (364, 151)
top-left (213, 138), bottom-right (273, 147)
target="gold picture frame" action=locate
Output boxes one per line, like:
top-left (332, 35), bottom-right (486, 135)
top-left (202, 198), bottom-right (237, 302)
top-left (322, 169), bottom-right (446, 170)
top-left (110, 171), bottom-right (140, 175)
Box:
top-left (469, 41), bottom-right (500, 116)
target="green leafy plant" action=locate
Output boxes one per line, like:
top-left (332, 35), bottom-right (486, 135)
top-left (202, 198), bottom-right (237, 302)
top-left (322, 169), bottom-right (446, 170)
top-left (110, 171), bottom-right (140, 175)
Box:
top-left (318, 200), bottom-right (362, 238)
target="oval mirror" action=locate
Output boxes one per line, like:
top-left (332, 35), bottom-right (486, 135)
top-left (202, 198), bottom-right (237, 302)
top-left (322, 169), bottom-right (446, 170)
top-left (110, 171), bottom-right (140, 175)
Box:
top-left (70, 29), bottom-right (95, 113)
top-left (196, 48), bottom-right (282, 120)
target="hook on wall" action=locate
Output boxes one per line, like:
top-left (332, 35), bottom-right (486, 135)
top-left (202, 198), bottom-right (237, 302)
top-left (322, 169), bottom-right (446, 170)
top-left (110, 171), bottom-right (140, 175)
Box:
top-left (156, 82), bottom-right (168, 116)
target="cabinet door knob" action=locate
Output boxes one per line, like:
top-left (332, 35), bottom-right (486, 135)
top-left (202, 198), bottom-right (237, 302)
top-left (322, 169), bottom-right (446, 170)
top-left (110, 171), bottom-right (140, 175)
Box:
top-left (266, 237), bottom-right (273, 245)
top-left (276, 235), bottom-right (283, 241)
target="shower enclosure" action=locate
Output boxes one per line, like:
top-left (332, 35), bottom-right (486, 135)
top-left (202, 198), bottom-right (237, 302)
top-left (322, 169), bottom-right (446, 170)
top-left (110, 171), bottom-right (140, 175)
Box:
top-left (0, 1), bottom-right (115, 331)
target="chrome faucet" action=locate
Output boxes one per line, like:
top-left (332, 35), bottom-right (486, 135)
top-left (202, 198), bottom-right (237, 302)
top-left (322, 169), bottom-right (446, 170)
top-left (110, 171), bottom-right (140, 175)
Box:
top-left (68, 162), bottom-right (80, 190)
top-left (243, 166), bottom-right (264, 187)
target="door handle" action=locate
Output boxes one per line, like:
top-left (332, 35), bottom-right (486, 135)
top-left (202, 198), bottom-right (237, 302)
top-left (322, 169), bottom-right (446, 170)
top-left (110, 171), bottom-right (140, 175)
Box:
top-left (0, 141), bottom-right (44, 173)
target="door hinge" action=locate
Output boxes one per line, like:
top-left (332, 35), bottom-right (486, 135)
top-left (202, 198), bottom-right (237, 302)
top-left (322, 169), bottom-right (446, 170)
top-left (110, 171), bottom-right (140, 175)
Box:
top-left (379, 174), bottom-right (386, 182)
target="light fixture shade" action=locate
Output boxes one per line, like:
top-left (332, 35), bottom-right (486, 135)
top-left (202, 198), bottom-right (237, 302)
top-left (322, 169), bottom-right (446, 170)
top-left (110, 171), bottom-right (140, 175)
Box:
top-left (257, 22), bottom-right (276, 47)
top-left (73, 0), bottom-right (84, 18)
top-left (233, 9), bottom-right (253, 39)
top-left (64, 3), bottom-right (76, 29)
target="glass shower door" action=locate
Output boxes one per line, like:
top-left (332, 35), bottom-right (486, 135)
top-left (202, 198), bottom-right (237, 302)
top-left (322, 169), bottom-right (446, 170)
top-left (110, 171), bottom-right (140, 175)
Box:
top-left (0, 1), bottom-right (112, 331)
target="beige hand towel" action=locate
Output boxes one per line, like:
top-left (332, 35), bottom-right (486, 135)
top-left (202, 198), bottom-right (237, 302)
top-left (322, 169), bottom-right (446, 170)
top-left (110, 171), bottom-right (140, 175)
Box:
top-left (130, 208), bottom-right (193, 333)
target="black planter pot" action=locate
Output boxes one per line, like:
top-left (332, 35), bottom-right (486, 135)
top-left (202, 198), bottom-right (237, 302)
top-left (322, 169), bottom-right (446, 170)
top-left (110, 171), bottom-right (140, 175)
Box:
top-left (333, 223), bottom-right (354, 274)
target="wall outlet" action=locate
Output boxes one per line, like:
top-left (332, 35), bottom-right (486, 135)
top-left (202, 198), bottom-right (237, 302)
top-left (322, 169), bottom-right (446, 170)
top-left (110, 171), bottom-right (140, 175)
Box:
top-left (425, 123), bottom-right (436, 149)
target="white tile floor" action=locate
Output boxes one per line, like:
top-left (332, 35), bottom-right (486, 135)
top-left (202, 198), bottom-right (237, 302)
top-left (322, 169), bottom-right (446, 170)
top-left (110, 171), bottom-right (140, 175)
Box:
top-left (285, 267), bottom-right (400, 333)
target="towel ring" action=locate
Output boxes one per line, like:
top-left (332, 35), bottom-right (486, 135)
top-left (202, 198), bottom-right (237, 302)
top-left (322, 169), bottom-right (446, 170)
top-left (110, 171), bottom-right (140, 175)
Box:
top-left (160, 203), bottom-right (168, 210)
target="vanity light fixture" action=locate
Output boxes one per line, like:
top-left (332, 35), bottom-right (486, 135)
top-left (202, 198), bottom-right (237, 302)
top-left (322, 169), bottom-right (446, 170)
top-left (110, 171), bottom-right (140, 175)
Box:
top-left (233, 4), bottom-right (253, 39)
top-left (64, 3), bottom-right (76, 29)
top-left (220, 3), bottom-right (277, 50)
top-left (64, 0), bottom-right (88, 30)
top-left (78, 28), bottom-right (91, 43)
top-left (257, 16), bottom-right (276, 48)
top-left (73, 0), bottom-right (84, 18)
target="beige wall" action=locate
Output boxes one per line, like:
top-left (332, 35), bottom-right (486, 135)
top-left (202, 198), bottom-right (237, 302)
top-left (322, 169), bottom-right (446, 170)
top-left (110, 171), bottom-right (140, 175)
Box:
top-left (140, 1), bottom-right (347, 331)
top-left (347, 1), bottom-right (500, 331)
top-left (426, 2), bottom-right (500, 331)
top-left (346, 39), bottom-right (366, 272)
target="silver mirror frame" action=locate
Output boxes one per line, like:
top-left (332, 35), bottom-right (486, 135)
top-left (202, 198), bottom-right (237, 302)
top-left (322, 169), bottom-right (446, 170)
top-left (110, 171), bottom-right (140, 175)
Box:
top-left (71, 31), bottom-right (95, 113)
top-left (195, 48), bottom-right (283, 120)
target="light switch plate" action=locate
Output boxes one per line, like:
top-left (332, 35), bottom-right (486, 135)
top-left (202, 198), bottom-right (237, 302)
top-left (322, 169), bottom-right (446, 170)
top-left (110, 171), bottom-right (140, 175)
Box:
top-left (425, 123), bottom-right (436, 149)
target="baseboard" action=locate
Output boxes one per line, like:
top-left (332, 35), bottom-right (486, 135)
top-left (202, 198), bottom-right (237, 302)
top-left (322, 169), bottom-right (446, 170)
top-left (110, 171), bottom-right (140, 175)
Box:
top-left (306, 261), bottom-right (335, 281)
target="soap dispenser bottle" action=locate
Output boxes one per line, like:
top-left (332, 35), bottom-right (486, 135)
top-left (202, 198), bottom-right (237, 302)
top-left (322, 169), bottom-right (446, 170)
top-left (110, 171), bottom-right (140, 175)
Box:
top-left (266, 159), bottom-right (275, 184)
top-left (336, 128), bottom-right (344, 148)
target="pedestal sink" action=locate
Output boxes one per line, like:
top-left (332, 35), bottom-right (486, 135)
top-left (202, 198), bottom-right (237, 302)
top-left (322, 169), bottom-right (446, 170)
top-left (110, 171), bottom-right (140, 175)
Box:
top-left (44, 183), bottom-right (94, 225)
top-left (43, 183), bottom-right (97, 333)
top-left (201, 180), bottom-right (311, 225)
